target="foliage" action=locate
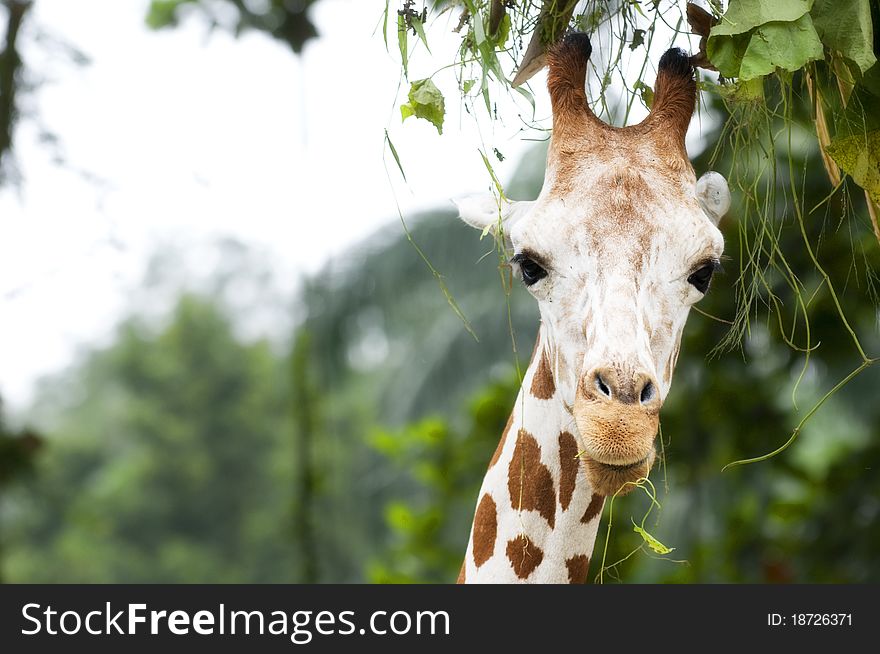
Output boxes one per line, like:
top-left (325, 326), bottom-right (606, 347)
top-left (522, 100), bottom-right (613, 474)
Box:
top-left (707, 0), bottom-right (822, 79)
top-left (3, 296), bottom-right (299, 582)
top-left (367, 375), bottom-right (516, 583)
top-left (0, 397), bottom-right (42, 583)
top-left (400, 78), bottom-right (446, 134)
top-left (826, 130), bottom-right (880, 204)
top-left (146, 0), bottom-right (321, 53)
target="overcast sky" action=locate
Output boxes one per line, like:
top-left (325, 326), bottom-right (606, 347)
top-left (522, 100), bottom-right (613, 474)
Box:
top-left (0, 0), bottom-right (553, 409)
top-left (0, 0), bottom-right (709, 411)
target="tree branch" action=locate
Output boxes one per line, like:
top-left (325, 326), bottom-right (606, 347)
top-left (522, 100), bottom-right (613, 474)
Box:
top-left (0, 0), bottom-right (32, 184)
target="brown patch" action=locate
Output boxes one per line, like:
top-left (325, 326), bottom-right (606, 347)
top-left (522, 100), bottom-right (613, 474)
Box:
top-left (557, 431), bottom-right (579, 511)
top-left (647, 51), bottom-right (696, 157)
top-left (546, 36), bottom-right (603, 138)
top-left (456, 561), bottom-right (466, 584)
top-left (508, 430), bottom-right (556, 528)
top-left (581, 493), bottom-right (604, 523)
top-left (488, 413), bottom-right (513, 470)
top-left (472, 494), bottom-right (497, 567)
top-left (565, 555), bottom-right (591, 584)
top-left (506, 535), bottom-right (544, 579)
top-left (530, 348), bottom-right (556, 400)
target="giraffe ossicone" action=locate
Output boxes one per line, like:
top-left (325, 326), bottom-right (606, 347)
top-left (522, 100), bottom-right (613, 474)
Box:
top-left (455, 33), bottom-right (730, 583)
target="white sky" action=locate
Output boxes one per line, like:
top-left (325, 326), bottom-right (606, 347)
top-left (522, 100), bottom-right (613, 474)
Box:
top-left (0, 0), bottom-right (709, 411)
top-left (0, 0), bottom-right (549, 409)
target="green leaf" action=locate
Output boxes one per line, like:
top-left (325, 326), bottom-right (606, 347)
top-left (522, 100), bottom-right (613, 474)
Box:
top-left (514, 85), bottom-right (536, 116)
top-left (738, 15), bottom-right (824, 80)
top-left (825, 130), bottom-right (880, 204)
top-left (462, 79), bottom-right (476, 94)
top-left (707, 0), bottom-right (824, 79)
top-left (494, 12), bottom-right (511, 47)
top-left (384, 129), bottom-right (407, 182)
top-left (400, 79), bottom-right (445, 134)
top-left (710, 0), bottom-right (813, 37)
top-left (479, 149), bottom-right (505, 198)
top-left (630, 28), bottom-right (646, 50)
top-left (472, 7), bottom-right (486, 46)
top-left (397, 13), bottom-right (409, 78)
top-left (632, 522), bottom-right (675, 555)
top-left (707, 31), bottom-right (752, 77)
top-left (410, 15), bottom-right (431, 54)
top-left (811, 0), bottom-right (876, 73)
top-left (634, 80), bottom-right (654, 108)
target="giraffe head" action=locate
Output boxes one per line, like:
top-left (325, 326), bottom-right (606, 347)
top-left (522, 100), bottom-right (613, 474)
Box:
top-left (457, 34), bottom-right (729, 497)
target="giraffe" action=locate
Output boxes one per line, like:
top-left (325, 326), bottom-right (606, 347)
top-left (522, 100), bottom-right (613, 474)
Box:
top-left (453, 33), bottom-right (730, 583)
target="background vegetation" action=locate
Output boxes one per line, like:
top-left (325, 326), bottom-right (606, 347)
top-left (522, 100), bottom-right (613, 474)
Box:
top-left (1, 1), bottom-right (878, 583)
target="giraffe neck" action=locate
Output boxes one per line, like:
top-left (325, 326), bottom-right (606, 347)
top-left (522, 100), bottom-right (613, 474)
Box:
top-left (458, 328), bottom-right (605, 583)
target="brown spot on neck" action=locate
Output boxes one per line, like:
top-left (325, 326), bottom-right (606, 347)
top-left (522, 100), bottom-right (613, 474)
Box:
top-left (581, 493), bottom-right (604, 524)
top-left (508, 430), bottom-right (557, 529)
top-left (456, 562), bottom-right (466, 584)
top-left (530, 348), bottom-right (556, 400)
top-left (506, 535), bottom-right (544, 580)
top-left (565, 554), bottom-right (591, 584)
top-left (557, 432), bottom-right (579, 511)
top-left (472, 494), bottom-right (498, 567)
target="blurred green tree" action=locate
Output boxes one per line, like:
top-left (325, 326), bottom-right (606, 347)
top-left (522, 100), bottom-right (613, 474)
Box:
top-left (0, 397), bottom-right (42, 583)
top-left (367, 375), bottom-right (517, 583)
top-left (4, 295), bottom-right (298, 582)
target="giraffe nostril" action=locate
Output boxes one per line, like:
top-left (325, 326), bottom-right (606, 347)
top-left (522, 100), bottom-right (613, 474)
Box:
top-left (640, 381), bottom-right (655, 405)
top-left (595, 373), bottom-right (611, 399)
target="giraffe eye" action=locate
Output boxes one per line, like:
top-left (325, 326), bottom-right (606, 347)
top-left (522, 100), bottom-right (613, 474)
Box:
top-left (687, 261), bottom-right (719, 294)
top-left (512, 254), bottom-right (547, 286)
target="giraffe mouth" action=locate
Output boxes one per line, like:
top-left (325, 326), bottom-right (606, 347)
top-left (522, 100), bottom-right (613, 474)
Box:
top-left (581, 449), bottom-right (656, 497)
top-left (595, 453), bottom-right (651, 472)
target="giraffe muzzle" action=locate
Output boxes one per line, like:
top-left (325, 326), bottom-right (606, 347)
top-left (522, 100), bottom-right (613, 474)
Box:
top-left (574, 370), bottom-right (661, 496)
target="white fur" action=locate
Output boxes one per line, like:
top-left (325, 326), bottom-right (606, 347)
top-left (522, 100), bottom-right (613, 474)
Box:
top-left (453, 194), bottom-right (534, 240)
top-left (696, 171), bottom-right (731, 226)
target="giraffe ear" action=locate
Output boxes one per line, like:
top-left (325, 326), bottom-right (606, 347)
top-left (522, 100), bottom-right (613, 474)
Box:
top-left (696, 172), bottom-right (730, 226)
top-left (453, 194), bottom-right (534, 236)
